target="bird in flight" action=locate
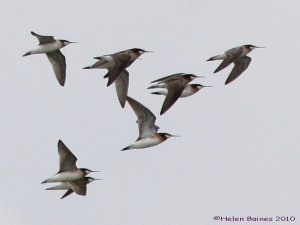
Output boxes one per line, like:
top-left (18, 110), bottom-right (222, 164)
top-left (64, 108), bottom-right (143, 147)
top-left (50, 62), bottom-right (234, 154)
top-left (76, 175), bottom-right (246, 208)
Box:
top-left (122, 96), bottom-right (179, 151)
top-left (23, 31), bottom-right (76, 86)
top-left (207, 45), bottom-right (264, 85)
top-left (83, 48), bottom-right (152, 107)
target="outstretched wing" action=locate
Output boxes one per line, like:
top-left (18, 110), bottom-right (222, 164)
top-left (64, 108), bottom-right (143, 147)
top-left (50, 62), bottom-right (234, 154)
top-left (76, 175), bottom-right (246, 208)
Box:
top-left (106, 54), bottom-right (131, 86)
top-left (58, 140), bottom-right (77, 172)
top-left (46, 50), bottom-right (66, 86)
top-left (115, 70), bottom-right (129, 108)
top-left (214, 46), bottom-right (244, 73)
top-left (225, 56), bottom-right (251, 85)
top-left (160, 81), bottom-right (186, 115)
top-left (126, 96), bottom-right (157, 140)
top-left (31, 31), bottom-right (55, 45)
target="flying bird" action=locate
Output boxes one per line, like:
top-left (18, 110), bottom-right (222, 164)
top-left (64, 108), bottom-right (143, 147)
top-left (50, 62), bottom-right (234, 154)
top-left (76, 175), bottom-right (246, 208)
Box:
top-left (150, 84), bottom-right (211, 97)
top-left (41, 140), bottom-right (98, 197)
top-left (23, 31), bottom-right (76, 86)
top-left (83, 48), bottom-right (152, 107)
top-left (121, 96), bottom-right (178, 151)
top-left (207, 45), bottom-right (264, 85)
top-left (46, 177), bottom-right (100, 199)
top-left (148, 73), bottom-right (199, 115)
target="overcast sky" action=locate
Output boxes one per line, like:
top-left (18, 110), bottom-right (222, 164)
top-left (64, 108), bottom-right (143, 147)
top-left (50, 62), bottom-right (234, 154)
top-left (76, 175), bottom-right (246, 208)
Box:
top-left (1, 0), bottom-right (299, 224)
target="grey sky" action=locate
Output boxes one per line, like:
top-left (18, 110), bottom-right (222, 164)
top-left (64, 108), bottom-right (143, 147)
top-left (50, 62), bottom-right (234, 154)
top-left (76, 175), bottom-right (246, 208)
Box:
top-left (1, 0), bottom-right (299, 224)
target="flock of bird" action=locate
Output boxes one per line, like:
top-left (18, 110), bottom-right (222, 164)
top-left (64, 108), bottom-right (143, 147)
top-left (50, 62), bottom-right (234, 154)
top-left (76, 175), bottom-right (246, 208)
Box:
top-left (23, 31), bottom-right (263, 199)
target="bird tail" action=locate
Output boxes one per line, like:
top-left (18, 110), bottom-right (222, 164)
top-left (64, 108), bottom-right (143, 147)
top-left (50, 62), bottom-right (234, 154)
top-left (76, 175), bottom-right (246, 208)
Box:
top-left (207, 54), bottom-right (224, 61)
top-left (151, 91), bottom-right (165, 95)
top-left (41, 179), bottom-right (48, 184)
top-left (147, 83), bottom-right (166, 89)
top-left (83, 65), bottom-right (93, 69)
top-left (22, 51), bottom-right (31, 57)
top-left (121, 145), bottom-right (132, 151)
top-left (45, 186), bottom-right (62, 190)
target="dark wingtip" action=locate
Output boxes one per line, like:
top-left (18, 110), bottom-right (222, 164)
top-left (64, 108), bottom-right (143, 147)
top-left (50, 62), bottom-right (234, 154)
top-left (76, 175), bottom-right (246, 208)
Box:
top-left (147, 85), bottom-right (157, 89)
top-left (30, 31), bottom-right (36, 35)
top-left (107, 79), bottom-right (113, 87)
top-left (151, 92), bottom-right (161, 95)
top-left (22, 52), bottom-right (30, 57)
top-left (83, 66), bottom-right (91, 69)
top-left (121, 146), bottom-right (130, 151)
top-left (58, 81), bottom-right (65, 87)
top-left (225, 80), bottom-right (231, 85)
top-left (41, 180), bottom-right (47, 184)
top-left (60, 195), bottom-right (67, 200)
top-left (120, 101), bottom-right (126, 108)
top-left (58, 140), bottom-right (64, 147)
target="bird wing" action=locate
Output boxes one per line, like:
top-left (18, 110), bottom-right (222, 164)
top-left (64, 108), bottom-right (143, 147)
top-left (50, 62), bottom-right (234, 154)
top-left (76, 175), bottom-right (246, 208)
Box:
top-left (225, 56), bottom-right (252, 85)
top-left (150, 73), bottom-right (186, 83)
top-left (126, 96), bottom-right (157, 140)
top-left (214, 55), bottom-right (235, 73)
top-left (160, 80), bottom-right (187, 115)
top-left (106, 54), bottom-right (131, 86)
top-left (46, 50), bottom-right (66, 86)
top-left (66, 179), bottom-right (87, 196)
top-left (214, 47), bottom-right (244, 73)
top-left (93, 59), bottom-right (111, 70)
top-left (60, 189), bottom-right (74, 199)
top-left (31, 31), bottom-right (55, 45)
top-left (58, 140), bottom-right (77, 172)
top-left (115, 70), bottom-right (129, 108)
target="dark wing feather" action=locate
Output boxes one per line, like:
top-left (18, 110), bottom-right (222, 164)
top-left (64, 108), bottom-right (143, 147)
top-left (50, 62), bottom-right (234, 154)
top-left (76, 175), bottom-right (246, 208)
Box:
top-left (214, 56), bottom-right (235, 73)
top-left (60, 189), bottom-right (74, 199)
top-left (67, 179), bottom-right (87, 196)
top-left (225, 56), bottom-right (252, 85)
top-left (46, 50), bottom-right (66, 86)
top-left (214, 47), bottom-right (244, 73)
top-left (58, 140), bottom-right (77, 172)
top-left (31, 31), bottom-right (55, 45)
top-left (115, 70), bottom-right (129, 108)
top-left (160, 81), bottom-right (186, 115)
top-left (106, 54), bottom-right (131, 86)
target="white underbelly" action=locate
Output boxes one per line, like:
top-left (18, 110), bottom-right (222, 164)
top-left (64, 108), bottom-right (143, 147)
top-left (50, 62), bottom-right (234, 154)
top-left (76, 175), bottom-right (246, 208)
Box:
top-left (133, 136), bottom-right (162, 149)
top-left (47, 171), bottom-right (82, 182)
top-left (31, 43), bottom-right (61, 54)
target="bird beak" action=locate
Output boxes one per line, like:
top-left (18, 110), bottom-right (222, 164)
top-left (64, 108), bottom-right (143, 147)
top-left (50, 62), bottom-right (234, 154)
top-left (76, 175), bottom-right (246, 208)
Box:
top-left (69, 41), bottom-right (78, 44)
top-left (145, 50), bottom-right (154, 53)
top-left (203, 85), bottom-right (212, 87)
top-left (254, 46), bottom-right (265, 48)
top-left (194, 75), bottom-right (205, 78)
top-left (93, 178), bottom-right (103, 180)
top-left (90, 170), bottom-right (100, 173)
top-left (170, 134), bottom-right (180, 137)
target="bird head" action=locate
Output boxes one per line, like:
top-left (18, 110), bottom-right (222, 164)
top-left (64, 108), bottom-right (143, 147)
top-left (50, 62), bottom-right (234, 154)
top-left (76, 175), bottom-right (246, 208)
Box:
top-left (191, 84), bottom-right (212, 90)
top-left (183, 74), bottom-right (200, 81)
top-left (245, 45), bottom-right (264, 51)
top-left (85, 177), bottom-right (102, 184)
top-left (131, 48), bottom-right (153, 56)
top-left (59, 40), bottom-right (77, 47)
top-left (81, 168), bottom-right (99, 175)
